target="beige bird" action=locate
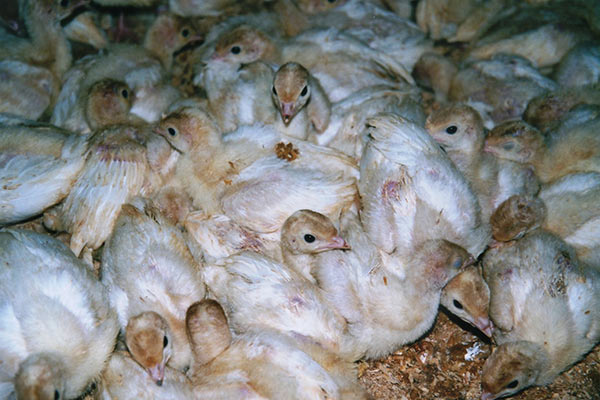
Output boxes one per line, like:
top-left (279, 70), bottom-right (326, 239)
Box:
top-left (359, 112), bottom-right (490, 258)
top-left (0, 0), bottom-right (85, 79)
top-left (490, 172), bottom-right (600, 265)
top-left (425, 103), bottom-right (540, 220)
top-left (101, 200), bottom-right (206, 381)
top-left (523, 84), bottom-right (600, 133)
top-left (0, 60), bottom-right (59, 120)
top-left (314, 209), bottom-right (475, 359)
top-left (0, 120), bottom-right (88, 225)
top-left (412, 52), bottom-right (458, 101)
top-left (203, 25), bottom-right (414, 102)
top-left (271, 62), bottom-right (331, 139)
top-left (187, 299), bottom-right (367, 399)
top-left (99, 351), bottom-right (194, 400)
top-left (0, 229), bottom-right (119, 400)
top-left (202, 247), bottom-right (349, 357)
top-left (51, 78), bottom-right (136, 135)
top-left (63, 11), bottom-right (107, 50)
top-left (440, 264), bottom-right (493, 337)
top-left (480, 231), bottom-right (600, 399)
top-left (484, 116), bottom-right (600, 183)
top-left (43, 124), bottom-right (176, 256)
top-left (280, 209), bottom-right (350, 281)
top-left (467, 4), bottom-right (592, 69)
top-left (281, 0), bottom-right (430, 72)
top-left (553, 42), bottom-right (600, 88)
top-left (155, 106), bottom-right (357, 234)
top-left (315, 84), bottom-right (424, 160)
top-left (449, 54), bottom-right (557, 124)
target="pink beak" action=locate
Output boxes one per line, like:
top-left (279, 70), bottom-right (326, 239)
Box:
top-left (280, 103), bottom-right (295, 124)
top-left (319, 235), bottom-right (351, 251)
top-left (481, 391), bottom-right (495, 400)
top-left (148, 362), bottom-right (165, 386)
top-left (475, 316), bottom-right (494, 338)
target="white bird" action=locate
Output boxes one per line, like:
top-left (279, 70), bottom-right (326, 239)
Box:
top-left (99, 351), bottom-right (194, 400)
top-left (155, 106), bottom-right (357, 234)
top-left (314, 209), bottom-right (474, 359)
top-left (359, 113), bottom-right (490, 258)
top-left (101, 200), bottom-right (206, 381)
top-left (0, 229), bottom-right (119, 400)
top-left (0, 120), bottom-right (88, 225)
top-left (187, 299), bottom-right (367, 399)
top-left (480, 231), bottom-right (600, 399)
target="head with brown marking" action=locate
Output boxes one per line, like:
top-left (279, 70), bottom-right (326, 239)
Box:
top-left (425, 103), bottom-right (485, 154)
top-left (125, 312), bottom-right (172, 386)
top-left (484, 120), bottom-right (543, 163)
top-left (281, 209), bottom-right (350, 255)
top-left (272, 62), bottom-right (311, 125)
top-left (14, 353), bottom-right (66, 400)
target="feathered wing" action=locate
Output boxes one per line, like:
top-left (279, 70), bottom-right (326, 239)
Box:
top-left (361, 113), bottom-right (489, 257)
top-left (203, 252), bottom-right (347, 355)
top-left (221, 157), bottom-right (356, 233)
top-left (0, 127), bottom-right (88, 225)
top-left (53, 127), bottom-right (149, 256)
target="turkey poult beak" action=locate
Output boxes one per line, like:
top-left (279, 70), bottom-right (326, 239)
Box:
top-left (280, 103), bottom-right (295, 124)
top-left (148, 362), bottom-right (165, 386)
top-left (481, 391), bottom-right (495, 400)
top-left (320, 235), bottom-right (351, 251)
top-left (475, 316), bottom-right (494, 338)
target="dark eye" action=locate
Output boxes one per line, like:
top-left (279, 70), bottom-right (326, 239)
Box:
top-left (453, 299), bottom-right (463, 310)
top-left (168, 127), bottom-right (177, 137)
top-left (507, 380), bottom-right (519, 389)
top-left (502, 142), bottom-right (515, 151)
top-left (54, 390), bottom-right (60, 400)
top-left (163, 335), bottom-right (168, 348)
top-left (231, 46), bottom-right (241, 54)
top-left (300, 86), bottom-right (308, 96)
top-left (181, 28), bottom-right (190, 38)
top-left (445, 125), bottom-right (458, 134)
top-left (328, 0), bottom-right (336, 3)
top-left (59, 0), bottom-right (69, 7)
top-left (272, 86), bottom-right (277, 96)
top-left (304, 234), bottom-right (315, 243)
top-left (121, 89), bottom-right (128, 99)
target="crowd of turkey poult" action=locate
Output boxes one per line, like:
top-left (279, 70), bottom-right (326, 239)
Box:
top-left (2, 0), bottom-right (600, 398)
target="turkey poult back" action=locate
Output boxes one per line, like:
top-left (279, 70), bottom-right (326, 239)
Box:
top-left (101, 200), bottom-right (206, 381)
top-left (0, 229), bottom-right (119, 400)
top-left (481, 231), bottom-right (600, 399)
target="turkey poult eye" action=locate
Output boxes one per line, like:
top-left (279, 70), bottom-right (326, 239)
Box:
top-left (300, 86), bottom-right (308, 96)
top-left (446, 125), bottom-right (458, 134)
top-left (507, 380), bottom-right (519, 389)
top-left (303, 234), bottom-right (315, 243)
top-left (181, 28), bottom-right (190, 37)
top-left (163, 335), bottom-right (169, 348)
top-left (168, 127), bottom-right (177, 137)
top-left (54, 390), bottom-right (60, 400)
top-left (121, 89), bottom-right (128, 99)
top-left (453, 299), bottom-right (464, 310)
top-left (59, 0), bottom-right (69, 7)
top-left (231, 46), bottom-right (241, 54)
top-left (272, 86), bottom-right (277, 96)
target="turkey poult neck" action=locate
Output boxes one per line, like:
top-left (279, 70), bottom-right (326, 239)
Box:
top-left (22, 0), bottom-right (74, 79)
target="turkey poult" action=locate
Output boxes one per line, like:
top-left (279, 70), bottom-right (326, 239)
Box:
top-left (99, 351), bottom-right (194, 400)
top-left (0, 229), bottom-right (119, 400)
top-left (481, 231), bottom-right (600, 399)
top-left (425, 103), bottom-right (539, 220)
top-left (484, 116), bottom-right (600, 183)
top-left (0, 120), bottom-right (88, 225)
top-left (101, 200), bottom-right (206, 382)
top-left (314, 209), bottom-right (474, 359)
top-left (186, 299), bottom-right (367, 400)
top-left (359, 112), bottom-right (490, 258)
top-left (155, 106), bottom-right (357, 234)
